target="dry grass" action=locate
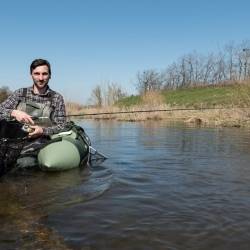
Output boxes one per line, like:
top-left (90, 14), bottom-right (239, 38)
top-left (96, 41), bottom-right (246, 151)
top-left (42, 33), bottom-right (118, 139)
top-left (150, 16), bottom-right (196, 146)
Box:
top-left (66, 102), bottom-right (85, 115)
top-left (181, 108), bottom-right (250, 127)
top-left (67, 104), bottom-right (250, 127)
top-left (141, 91), bottom-right (165, 107)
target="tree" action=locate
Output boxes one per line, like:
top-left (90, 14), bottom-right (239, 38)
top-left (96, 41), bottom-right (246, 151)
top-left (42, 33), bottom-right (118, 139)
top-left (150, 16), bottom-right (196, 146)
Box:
top-left (104, 82), bottom-right (127, 106)
top-left (91, 85), bottom-right (103, 107)
top-left (136, 39), bottom-right (250, 93)
top-left (0, 86), bottom-right (11, 103)
top-left (90, 82), bottom-right (127, 107)
top-left (136, 69), bottom-right (163, 94)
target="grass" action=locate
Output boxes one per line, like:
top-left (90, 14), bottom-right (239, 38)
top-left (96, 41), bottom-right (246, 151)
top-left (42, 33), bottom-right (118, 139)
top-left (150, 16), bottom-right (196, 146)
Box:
top-left (117, 83), bottom-right (250, 108)
top-left (116, 95), bottom-right (142, 107)
top-left (162, 84), bottom-right (250, 108)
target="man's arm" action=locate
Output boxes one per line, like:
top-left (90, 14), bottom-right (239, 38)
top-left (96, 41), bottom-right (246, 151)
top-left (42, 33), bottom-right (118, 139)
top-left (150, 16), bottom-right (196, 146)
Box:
top-left (0, 89), bottom-right (34, 124)
top-left (0, 90), bottom-right (19, 120)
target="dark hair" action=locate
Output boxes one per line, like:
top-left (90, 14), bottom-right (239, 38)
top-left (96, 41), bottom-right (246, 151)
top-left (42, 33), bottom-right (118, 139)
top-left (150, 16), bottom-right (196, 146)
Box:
top-left (30, 59), bottom-right (51, 75)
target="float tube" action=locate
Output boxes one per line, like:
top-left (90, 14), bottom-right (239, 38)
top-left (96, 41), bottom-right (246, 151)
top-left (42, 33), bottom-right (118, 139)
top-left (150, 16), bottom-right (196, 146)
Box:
top-left (38, 123), bottom-right (91, 171)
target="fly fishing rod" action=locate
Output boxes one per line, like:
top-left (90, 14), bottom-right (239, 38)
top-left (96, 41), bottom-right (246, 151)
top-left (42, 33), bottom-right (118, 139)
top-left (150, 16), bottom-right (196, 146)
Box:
top-left (65, 106), bottom-right (240, 117)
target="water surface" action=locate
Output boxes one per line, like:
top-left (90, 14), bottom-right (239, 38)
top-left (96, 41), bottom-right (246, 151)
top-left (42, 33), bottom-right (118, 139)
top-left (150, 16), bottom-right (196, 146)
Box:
top-left (1, 120), bottom-right (250, 250)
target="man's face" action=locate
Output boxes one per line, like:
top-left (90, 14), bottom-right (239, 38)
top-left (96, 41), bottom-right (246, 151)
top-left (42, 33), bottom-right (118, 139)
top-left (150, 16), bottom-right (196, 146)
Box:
top-left (31, 65), bottom-right (50, 90)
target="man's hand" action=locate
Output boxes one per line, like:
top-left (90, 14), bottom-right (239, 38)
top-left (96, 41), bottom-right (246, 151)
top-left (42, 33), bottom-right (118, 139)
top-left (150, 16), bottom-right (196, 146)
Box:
top-left (11, 110), bottom-right (34, 125)
top-left (28, 125), bottom-right (44, 138)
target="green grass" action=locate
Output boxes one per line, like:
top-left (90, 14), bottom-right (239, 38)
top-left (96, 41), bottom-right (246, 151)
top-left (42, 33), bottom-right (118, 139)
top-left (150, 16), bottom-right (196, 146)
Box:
top-left (116, 95), bottom-right (142, 107)
top-left (116, 84), bottom-right (250, 108)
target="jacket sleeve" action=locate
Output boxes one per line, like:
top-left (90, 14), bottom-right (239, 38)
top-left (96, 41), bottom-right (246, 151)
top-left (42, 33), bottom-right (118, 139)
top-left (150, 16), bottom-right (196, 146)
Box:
top-left (0, 89), bottom-right (21, 120)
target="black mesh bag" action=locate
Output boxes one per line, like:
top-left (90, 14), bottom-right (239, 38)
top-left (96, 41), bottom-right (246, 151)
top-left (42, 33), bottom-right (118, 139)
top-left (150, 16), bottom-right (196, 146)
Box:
top-left (0, 138), bottom-right (26, 176)
top-left (0, 120), bottom-right (28, 176)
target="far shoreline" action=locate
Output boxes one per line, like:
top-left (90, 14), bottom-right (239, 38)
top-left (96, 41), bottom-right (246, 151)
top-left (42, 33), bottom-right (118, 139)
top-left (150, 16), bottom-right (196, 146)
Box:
top-left (66, 83), bottom-right (250, 128)
top-left (67, 106), bottom-right (250, 128)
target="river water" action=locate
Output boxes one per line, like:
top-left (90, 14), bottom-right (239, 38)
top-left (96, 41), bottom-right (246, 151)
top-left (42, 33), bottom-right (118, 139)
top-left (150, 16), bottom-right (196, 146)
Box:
top-left (1, 120), bottom-right (250, 250)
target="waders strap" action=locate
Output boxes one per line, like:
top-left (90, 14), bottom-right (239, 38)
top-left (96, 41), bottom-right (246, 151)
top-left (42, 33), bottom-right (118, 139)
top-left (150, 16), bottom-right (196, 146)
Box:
top-left (22, 88), bottom-right (27, 96)
top-left (22, 88), bottom-right (28, 102)
top-left (22, 87), bottom-right (55, 102)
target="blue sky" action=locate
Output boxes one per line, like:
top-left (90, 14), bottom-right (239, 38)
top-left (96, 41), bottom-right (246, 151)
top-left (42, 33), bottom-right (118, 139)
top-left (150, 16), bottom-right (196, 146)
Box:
top-left (0, 0), bottom-right (249, 104)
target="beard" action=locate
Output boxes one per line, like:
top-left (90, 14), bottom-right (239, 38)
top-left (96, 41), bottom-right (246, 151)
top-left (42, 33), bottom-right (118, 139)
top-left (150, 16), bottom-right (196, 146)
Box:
top-left (33, 79), bottom-right (49, 90)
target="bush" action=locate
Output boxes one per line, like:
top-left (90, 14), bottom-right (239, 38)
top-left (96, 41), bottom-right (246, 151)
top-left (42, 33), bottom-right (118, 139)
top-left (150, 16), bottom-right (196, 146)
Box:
top-left (0, 86), bottom-right (11, 103)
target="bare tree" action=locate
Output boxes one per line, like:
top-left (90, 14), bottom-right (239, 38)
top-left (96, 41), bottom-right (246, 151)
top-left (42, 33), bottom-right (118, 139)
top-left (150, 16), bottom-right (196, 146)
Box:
top-left (236, 48), bottom-right (244, 81)
top-left (135, 39), bottom-right (250, 95)
top-left (104, 82), bottom-right (127, 106)
top-left (91, 85), bottom-right (103, 107)
top-left (163, 62), bottom-right (180, 89)
top-left (136, 69), bottom-right (163, 94)
top-left (239, 40), bottom-right (250, 80)
top-left (225, 42), bottom-right (235, 81)
top-left (90, 82), bottom-right (127, 107)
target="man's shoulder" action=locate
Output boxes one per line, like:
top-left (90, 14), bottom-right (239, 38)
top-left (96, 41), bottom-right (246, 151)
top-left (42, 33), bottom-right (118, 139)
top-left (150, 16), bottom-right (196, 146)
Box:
top-left (47, 88), bottom-right (64, 100)
top-left (13, 86), bottom-right (31, 96)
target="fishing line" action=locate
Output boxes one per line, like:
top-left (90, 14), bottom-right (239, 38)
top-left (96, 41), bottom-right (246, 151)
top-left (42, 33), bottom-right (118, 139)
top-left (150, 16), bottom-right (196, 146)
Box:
top-left (65, 107), bottom-right (249, 117)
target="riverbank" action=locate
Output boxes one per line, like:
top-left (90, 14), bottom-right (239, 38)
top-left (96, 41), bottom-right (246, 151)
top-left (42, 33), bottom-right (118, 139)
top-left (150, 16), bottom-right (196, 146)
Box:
top-left (66, 105), bottom-right (250, 128)
top-left (66, 83), bottom-right (250, 127)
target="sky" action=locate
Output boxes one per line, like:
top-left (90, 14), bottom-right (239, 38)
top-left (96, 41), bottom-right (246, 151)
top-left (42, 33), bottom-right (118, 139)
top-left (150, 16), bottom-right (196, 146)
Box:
top-left (0, 0), bottom-right (249, 104)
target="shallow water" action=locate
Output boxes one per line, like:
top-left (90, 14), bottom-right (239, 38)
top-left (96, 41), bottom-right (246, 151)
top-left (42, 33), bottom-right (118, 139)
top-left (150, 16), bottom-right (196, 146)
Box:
top-left (1, 120), bottom-right (250, 249)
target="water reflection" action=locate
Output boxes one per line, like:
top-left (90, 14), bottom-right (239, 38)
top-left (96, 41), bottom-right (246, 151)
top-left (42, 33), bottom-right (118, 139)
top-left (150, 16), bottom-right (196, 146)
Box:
top-left (0, 159), bottom-right (112, 249)
top-left (2, 120), bottom-right (250, 249)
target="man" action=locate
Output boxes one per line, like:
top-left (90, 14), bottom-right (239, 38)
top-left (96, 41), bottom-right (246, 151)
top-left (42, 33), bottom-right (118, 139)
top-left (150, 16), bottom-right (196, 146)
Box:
top-left (0, 58), bottom-right (67, 168)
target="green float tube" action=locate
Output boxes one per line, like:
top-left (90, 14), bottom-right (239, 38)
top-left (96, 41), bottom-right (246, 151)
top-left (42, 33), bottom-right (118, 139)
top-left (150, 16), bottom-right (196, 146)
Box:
top-left (38, 128), bottom-right (90, 171)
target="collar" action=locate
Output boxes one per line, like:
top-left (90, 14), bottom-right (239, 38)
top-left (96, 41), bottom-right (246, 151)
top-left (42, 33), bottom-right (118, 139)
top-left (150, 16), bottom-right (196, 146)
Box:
top-left (30, 85), bottom-right (52, 96)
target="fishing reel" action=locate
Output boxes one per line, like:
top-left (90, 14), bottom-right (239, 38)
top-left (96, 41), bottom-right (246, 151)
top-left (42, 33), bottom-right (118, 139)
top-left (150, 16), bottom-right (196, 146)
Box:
top-left (21, 124), bottom-right (35, 133)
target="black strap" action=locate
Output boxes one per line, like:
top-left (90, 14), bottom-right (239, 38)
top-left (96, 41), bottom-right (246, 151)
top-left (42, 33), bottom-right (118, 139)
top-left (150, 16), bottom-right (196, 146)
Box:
top-left (48, 90), bottom-right (55, 98)
top-left (22, 88), bottom-right (27, 97)
top-left (22, 88), bottom-right (28, 101)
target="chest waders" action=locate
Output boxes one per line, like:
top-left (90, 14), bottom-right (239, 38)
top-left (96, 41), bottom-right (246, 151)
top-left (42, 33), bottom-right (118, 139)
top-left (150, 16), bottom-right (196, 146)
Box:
top-left (16, 88), bottom-right (55, 127)
top-left (15, 88), bottom-right (55, 169)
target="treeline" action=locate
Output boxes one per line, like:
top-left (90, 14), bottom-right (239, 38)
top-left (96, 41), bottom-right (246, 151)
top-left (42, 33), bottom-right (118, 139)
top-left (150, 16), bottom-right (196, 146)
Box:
top-left (89, 40), bottom-right (250, 106)
top-left (0, 86), bottom-right (11, 103)
top-left (90, 82), bottom-right (127, 107)
top-left (136, 40), bottom-right (250, 94)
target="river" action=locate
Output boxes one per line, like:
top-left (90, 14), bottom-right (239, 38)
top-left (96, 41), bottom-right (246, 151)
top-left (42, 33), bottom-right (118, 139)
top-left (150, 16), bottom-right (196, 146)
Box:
top-left (1, 120), bottom-right (250, 250)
